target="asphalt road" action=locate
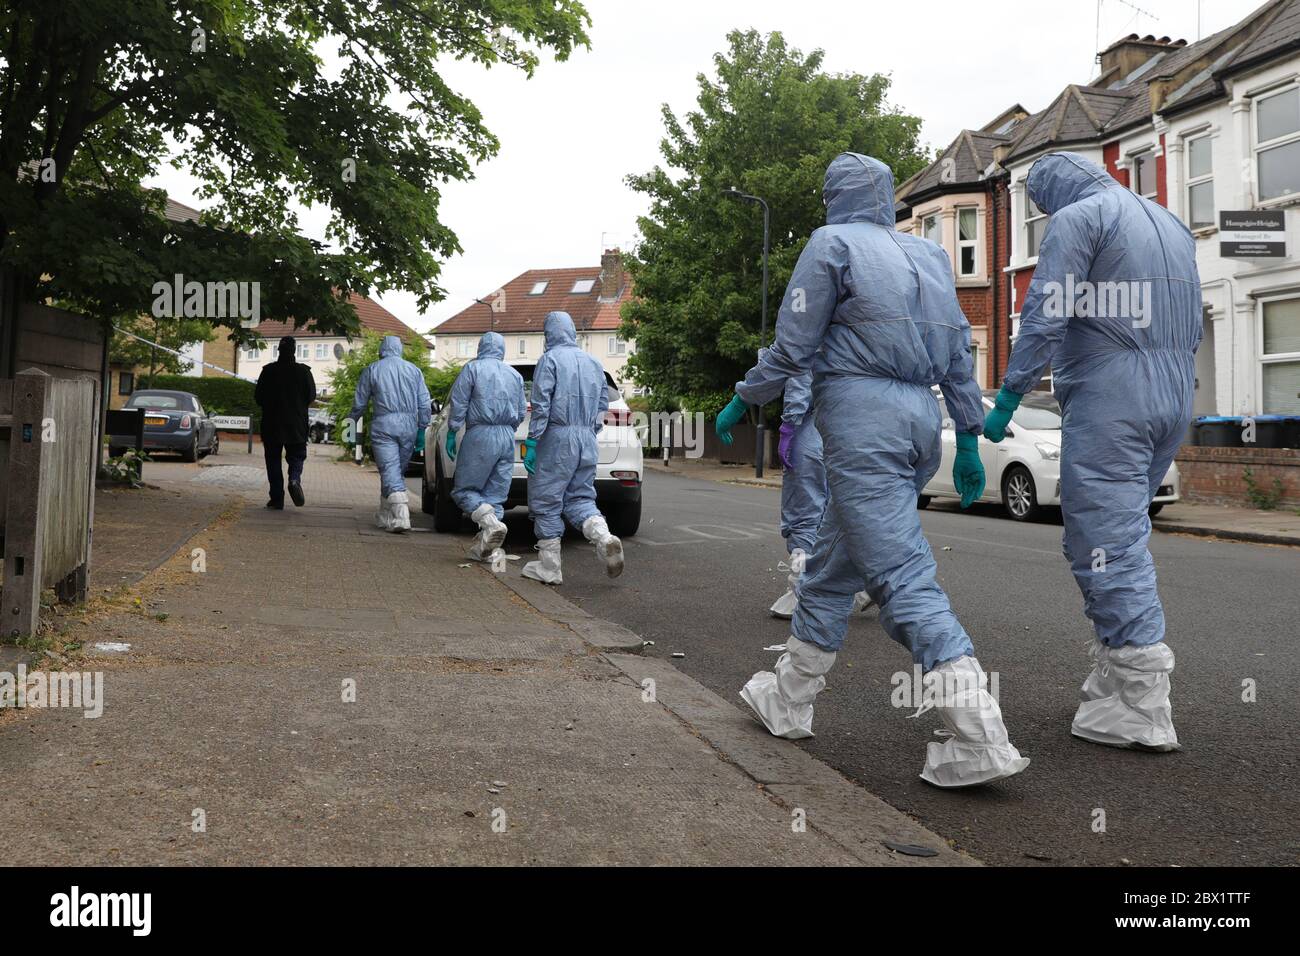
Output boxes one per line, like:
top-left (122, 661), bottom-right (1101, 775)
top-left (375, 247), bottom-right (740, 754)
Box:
top-left (489, 468), bottom-right (1299, 867)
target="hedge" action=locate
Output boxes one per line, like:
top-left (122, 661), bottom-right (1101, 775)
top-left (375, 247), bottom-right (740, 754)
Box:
top-left (138, 374), bottom-right (262, 428)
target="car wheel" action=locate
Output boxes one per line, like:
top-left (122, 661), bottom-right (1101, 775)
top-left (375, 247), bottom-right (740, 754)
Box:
top-left (431, 453), bottom-right (461, 533)
top-left (421, 466), bottom-right (437, 515)
top-left (1148, 503), bottom-right (1164, 518)
top-left (1001, 465), bottom-right (1040, 521)
top-left (917, 495), bottom-right (931, 509)
top-left (605, 494), bottom-right (641, 537)
top-left (182, 436), bottom-right (199, 463)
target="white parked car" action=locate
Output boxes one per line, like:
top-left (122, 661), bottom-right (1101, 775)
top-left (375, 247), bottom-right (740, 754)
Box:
top-left (921, 389), bottom-right (1180, 521)
top-left (423, 365), bottom-right (643, 536)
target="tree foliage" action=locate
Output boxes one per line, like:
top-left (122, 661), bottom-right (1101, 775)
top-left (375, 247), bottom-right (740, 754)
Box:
top-left (0, 1), bottom-right (590, 338)
top-left (620, 30), bottom-right (929, 413)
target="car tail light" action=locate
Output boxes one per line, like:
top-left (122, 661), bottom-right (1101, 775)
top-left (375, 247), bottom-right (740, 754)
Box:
top-left (611, 470), bottom-right (640, 486)
top-left (603, 408), bottom-right (631, 426)
top-left (180, 414), bottom-right (192, 428)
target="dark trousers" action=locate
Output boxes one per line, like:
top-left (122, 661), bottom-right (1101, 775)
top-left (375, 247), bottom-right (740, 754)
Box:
top-left (264, 440), bottom-right (307, 504)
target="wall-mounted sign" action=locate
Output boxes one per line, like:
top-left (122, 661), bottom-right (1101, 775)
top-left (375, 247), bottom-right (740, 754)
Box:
top-left (1219, 210), bottom-right (1286, 257)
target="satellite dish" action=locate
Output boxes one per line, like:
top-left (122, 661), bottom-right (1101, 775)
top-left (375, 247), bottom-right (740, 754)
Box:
top-left (333, 343), bottom-right (345, 360)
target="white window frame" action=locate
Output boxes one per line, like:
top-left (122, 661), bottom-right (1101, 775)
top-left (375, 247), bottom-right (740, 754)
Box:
top-left (297, 344), bottom-right (310, 360)
top-left (1184, 133), bottom-right (1214, 230)
top-left (921, 212), bottom-right (940, 246)
top-left (528, 280), bottom-right (549, 295)
top-left (570, 278), bottom-right (596, 294)
top-left (517, 338), bottom-right (526, 356)
top-left (457, 338), bottom-right (472, 358)
top-left (607, 335), bottom-right (626, 356)
top-left (1258, 293), bottom-right (1300, 414)
top-left (1253, 83), bottom-right (1300, 205)
top-left (244, 348), bottom-right (261, 362)
top-left (316, 343), bottom-right (328, 359)
top-left (1024, 188), bottom-right (1047, 261)
top-left (1130, 148), bottom-right (1158, 200)
top-left (956, 206), bottom-right (979, 278)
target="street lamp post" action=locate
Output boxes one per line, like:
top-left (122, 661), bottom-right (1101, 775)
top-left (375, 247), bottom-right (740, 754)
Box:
top-left (475, 297), bottom-right (495, 333)
top-left (723, 186), bottom-right (771, 478)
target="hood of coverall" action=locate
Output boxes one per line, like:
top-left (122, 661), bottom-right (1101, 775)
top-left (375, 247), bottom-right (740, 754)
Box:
top-left (543, 311), bottom-right (578, 350)
top-left (477, 331), bottom-right (505, 360)
top-left (379, 334), bottom-right (403, 358)
top-left (823, 152), bottom-right (896, 227)
top-left (1027, 151), bottom-right (1119, 215)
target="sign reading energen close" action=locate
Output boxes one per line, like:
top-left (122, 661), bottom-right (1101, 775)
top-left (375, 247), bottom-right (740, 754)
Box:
top-left (210, 415), bottom-right (251, 430)
top-left (1219, 210), bottom-right (1286, 258)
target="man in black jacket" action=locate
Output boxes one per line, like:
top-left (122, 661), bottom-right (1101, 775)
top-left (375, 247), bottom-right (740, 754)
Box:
top-left (254, 336), bottom-right (317, 509)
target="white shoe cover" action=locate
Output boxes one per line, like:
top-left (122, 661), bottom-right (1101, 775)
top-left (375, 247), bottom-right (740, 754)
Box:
top-left (468, 504), bottom-right (507, 561)
top-left (582, 515), bottom-right (624, 578)
top-left (376, 491), bottom-right (411, 532)
top-left (521, 538), bottom-right (563, 585)
top-left (1071, 642), bottom-right (1179, 751)
top-left (851, 590), bottom-right (873, 612)
top-left (769, 588), bottom-right (797, 619)
top-left (920, 656), bottom-right (1030, 788)
top-left (739, 635), bottom-right (836, 740)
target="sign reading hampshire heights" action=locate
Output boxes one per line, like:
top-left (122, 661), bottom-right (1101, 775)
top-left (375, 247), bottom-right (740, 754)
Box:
top-left (1219, 210), bottom-right (1286, 258)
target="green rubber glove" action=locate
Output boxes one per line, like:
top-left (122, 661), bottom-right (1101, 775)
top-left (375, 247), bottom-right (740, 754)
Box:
top-left (522, 438), bottom-right (537, 475)
top-left (953, 432), bottom-right (986, 509)
top-left (982, 386), bottom-right (1023, 443)
top-left (445, 430), bottom-right (456, 461)
top-left (715, 394), bottom-right (748, 445)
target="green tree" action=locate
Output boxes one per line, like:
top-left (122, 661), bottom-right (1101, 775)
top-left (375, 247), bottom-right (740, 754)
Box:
top-left (0, 1), bottom-right (590, 338)
top-left (621, 29), bottom-right (929, 415)
top-left (325, 331), bottom-right (459, 454)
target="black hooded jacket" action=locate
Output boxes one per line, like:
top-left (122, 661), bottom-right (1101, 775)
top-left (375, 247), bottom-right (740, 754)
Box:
top-left (255, 350), bottom-right (317, 444)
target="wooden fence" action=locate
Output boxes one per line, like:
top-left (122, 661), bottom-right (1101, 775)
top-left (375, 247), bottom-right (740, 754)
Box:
top-left (0, 368), bottom-right (99, 638)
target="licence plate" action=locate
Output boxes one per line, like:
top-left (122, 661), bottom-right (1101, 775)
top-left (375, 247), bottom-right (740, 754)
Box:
top-left (145, 416), bottom-right (168, 426)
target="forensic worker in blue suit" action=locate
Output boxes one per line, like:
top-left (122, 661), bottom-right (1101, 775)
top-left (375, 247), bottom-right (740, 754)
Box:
top-left (446, 331), bottom-right (527, 561)
top-left (521, 312), bottom-right (624, 584)
top-left (716, 152), bottom-right (1028, 788)
top-left (769, 373), bottom-right (870, 620)
top-left (985, 152), bottom-right (1201, 752)
top-left (348, 334), bottom-right (431, 533)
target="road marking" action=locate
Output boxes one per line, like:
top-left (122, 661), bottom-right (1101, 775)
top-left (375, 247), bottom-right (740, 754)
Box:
top-left (634, 522), bottom-right (782, 547)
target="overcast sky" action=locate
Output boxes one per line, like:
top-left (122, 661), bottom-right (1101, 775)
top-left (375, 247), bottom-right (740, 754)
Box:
top-left (150, 0), bottom-right (1265, 336)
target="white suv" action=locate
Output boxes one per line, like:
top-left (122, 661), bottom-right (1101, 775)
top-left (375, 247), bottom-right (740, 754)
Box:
top-left (422, 365), bottom-right (643, 536)
top-left (921, 389), bottom-right (1180, 521)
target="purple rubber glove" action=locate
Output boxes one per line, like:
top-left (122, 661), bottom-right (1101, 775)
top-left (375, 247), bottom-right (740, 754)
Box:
top-left (778, 422), bottom-right (797, 470)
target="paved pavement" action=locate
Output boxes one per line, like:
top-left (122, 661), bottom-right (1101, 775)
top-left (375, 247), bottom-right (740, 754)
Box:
top-left (555, 465), bottom-right (1300, 867)
top-left (0, 445), bottom-right (967, 866)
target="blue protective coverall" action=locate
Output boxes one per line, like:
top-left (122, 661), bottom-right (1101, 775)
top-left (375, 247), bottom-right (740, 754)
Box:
top-left (349, 334), bottom-right (432, 497)
top-left (527, 312), bottom-right (609, 540)
top-left (449, 331), bottom-right (527, 519)
top-left (1001, 152), bottom-right (1201, 648)
top-left (736, 152), bottom-right (985, 672)
top-left (780, 373), bottom-right (826, 556)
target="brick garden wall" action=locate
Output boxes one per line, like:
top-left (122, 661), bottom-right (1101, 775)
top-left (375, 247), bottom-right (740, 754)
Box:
top-left (1175, 446), bottom-right (1300, 509)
